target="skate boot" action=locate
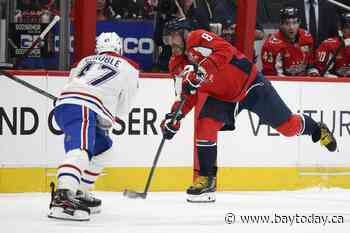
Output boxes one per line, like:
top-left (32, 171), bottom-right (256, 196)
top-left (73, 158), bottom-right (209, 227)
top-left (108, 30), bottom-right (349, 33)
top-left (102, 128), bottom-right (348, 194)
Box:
top-left (48, 183), bottom-right (90, 221)
top-left (76, 190), bottom-right (102, 214)
top-left (314, 122), bottom-right (337, 152)
top-left (186, 176), bottom-right (216, 203)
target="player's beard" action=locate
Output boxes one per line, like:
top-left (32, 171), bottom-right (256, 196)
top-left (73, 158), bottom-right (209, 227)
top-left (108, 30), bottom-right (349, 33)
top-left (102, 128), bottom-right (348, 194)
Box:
top-left (282, 29), bottom-right (297, 43)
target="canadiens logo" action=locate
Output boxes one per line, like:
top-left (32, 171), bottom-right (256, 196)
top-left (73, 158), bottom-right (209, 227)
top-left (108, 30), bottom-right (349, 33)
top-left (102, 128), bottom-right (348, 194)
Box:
top-left (301, 46), bottom-right (310, 53)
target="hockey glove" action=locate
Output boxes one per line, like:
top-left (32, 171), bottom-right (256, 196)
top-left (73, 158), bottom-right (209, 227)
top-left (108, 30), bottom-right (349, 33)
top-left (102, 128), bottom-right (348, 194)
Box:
top-left (307, 67), bottom-right (320, 77)
top-left (160, 112), bottom-right (182, 140)
top-left (181, 64), bottom-right (207, 95)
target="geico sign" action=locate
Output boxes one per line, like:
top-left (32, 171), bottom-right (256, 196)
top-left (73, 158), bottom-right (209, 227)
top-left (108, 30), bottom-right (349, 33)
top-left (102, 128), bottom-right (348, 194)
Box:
top-left (20, 34), bottom-right (42, 48)
top-left (54, 36), bottom-right (74, 53)
top-left (122, 37), bottom-right (154, 54)
top-left (54, 36), bottom-right (153, 55)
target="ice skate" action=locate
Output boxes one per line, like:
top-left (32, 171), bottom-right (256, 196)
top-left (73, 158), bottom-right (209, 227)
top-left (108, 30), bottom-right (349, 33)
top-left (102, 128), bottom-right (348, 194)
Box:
top-left (48, 183), bottom-right (90, 221)
top-left (76, 190), bottom-right (102, 214)
top-left (186, 176), bottom-right (216, 203)
top-left (318, 122), bottom-right (337, 152)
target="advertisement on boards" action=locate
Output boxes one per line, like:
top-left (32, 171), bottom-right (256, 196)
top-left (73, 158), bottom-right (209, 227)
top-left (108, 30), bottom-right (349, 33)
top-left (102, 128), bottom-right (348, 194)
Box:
top-left (0, 75), bottom-right (349, 168)
top-left (0, 75), bottom-right (194, 167)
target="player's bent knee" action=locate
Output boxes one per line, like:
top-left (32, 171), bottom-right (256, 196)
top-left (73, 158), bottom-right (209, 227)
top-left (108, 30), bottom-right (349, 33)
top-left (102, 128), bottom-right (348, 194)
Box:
top-left (276, 114), bottom-right (303, 137)
top-left (65, 149), bottom-right (90, 165)
top-left (196, 118), bottom-right (223, 142)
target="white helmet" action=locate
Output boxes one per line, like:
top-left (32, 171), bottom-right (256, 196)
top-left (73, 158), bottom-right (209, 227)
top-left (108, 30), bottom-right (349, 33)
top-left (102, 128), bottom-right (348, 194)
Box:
top-left (96, 32), bottom-right (123, 55)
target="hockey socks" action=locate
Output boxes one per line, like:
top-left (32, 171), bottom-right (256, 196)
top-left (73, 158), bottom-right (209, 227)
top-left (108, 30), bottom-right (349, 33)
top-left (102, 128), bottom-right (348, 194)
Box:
top-left (57, 149), bottom-right (89, 193)
top-left (300, 114), bottom-right (319, 137)
top-left (77, 148), bottom-right (112, 214)
top-left (197, 142), bottom-right (217, 177)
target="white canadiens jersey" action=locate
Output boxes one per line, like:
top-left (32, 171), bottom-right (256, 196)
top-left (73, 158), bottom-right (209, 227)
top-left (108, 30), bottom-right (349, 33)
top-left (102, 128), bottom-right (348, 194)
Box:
top-left (55, 53), bottom-right (139, 128)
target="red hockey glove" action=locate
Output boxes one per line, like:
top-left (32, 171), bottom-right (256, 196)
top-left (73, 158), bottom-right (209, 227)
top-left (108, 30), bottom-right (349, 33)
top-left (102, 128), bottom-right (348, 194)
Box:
top-left (160, 112), bottom-right (182, 140)
top-left (181, 65), bottom-right (207, 95)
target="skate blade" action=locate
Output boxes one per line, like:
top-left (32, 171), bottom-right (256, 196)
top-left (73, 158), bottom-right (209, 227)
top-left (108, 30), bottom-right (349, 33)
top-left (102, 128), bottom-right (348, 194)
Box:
top-left (90, 206), bottom-right (101, 214)
top-left (48, 207), bottom-right (90, 221)
top-left (187, 192), bottom-right (216, 203)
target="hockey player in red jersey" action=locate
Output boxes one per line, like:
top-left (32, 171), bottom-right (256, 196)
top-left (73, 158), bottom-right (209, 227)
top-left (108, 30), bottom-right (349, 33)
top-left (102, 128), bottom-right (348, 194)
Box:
top-left (160, 18), bottom-right (337, 203)
top-left (313, 12), bottom-right (350, 77)
top-left (261, 7), bottom-right (317, 76)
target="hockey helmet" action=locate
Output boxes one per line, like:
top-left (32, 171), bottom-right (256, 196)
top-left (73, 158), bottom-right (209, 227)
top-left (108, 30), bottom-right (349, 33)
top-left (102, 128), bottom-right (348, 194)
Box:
top-left (340, 12), bottom-right (350, 29)
top-left (279, 6), bottom-right (300, 23)
top-left (162, 17), bottom-right (192, 45)
top-left (96, 32), bottom-right (123, 55)
top-left (163, 17), bottom-right (193, 35)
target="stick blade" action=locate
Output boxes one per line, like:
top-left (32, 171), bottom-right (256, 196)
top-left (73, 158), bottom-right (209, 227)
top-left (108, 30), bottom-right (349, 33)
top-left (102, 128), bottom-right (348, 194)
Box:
top-left (123, 189), bottom-right (147, 199)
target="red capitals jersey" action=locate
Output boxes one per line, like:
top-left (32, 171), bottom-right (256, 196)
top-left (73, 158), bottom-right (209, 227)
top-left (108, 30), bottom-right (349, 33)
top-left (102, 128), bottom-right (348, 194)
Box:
top-left (168, 29), bottom-right (258, 115)
top-left (168, 54), bottom-right (188, 77)
top-left (261, 29), bottom-right (314, 76)
top-left (314, 37), bottom-right (350, 77)
top-left (186, 30), bottom-right (257, 100)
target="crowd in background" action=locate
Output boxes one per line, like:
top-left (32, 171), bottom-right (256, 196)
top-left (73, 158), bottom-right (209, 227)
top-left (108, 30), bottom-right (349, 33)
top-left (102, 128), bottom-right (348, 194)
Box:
top-left (2, 0), bottom-right (350, 76)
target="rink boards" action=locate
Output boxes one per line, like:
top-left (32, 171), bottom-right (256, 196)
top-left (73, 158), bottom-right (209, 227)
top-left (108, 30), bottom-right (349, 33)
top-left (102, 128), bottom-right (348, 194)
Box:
top-left (0, 72), bottom-right (350, 192)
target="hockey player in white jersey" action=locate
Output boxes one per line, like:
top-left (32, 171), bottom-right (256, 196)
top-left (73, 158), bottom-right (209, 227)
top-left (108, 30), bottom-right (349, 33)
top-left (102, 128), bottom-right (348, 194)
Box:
top-left (48, 32), bottom-right (139, 221)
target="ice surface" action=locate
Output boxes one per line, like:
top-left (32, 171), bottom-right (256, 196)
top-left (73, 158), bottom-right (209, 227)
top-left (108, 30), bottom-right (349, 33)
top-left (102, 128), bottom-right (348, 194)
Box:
top-left (1, 188), bottom-right (350, 233)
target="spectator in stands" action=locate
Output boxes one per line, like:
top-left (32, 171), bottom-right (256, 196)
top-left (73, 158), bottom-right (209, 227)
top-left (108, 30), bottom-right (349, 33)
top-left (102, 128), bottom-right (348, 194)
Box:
top-left (17, 0), bottom-right (41, 11)
top-left (220, 19), bottom-right (265, 45)
top-left (16, 0), bottom-right (59, 22)
top-left (97, 0), bottom-right (115, 20)
top-left (16, 0), bottom-right (41, 22)
top-left (153, 0), bottom-right (213, 71)
top-left (39, 0), bottom-right (60, 19)
top-left (174, 0), bottom-right (212, 30)
top-left (313, 12), bottom-right (350, 77)
top-left (110, 0), bottom-right (142, 19)
top-left (143, 0), bottom-right (158, 19)
top-left (261, 6), bottom-right (317, 76)
top-left (211, 0), bottom-right (236, 28)
top-left (284, 0), bottom-right (339, 48)
top-left (211, 1), bottom-right (264, 46)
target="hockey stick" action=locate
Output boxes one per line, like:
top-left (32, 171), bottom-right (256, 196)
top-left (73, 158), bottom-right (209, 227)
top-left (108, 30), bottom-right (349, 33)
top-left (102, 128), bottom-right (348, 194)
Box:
top-left (327, 0), bottom-right (350, 11)
top-left (123, 96), bottom-right (187, 199)
top-left (0, 69), bottom-right (57, 101)
top-left (15, 15), bottom-right (60, 66)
